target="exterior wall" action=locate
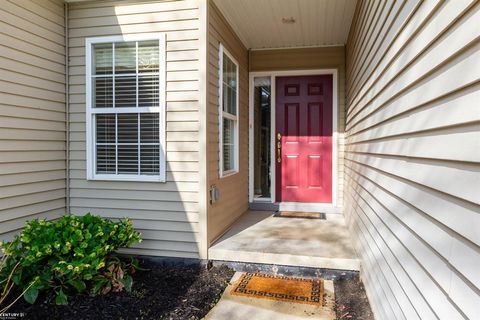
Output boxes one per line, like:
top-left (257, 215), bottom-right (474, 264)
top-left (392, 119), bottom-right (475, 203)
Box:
top-left (206, 1), bottom-right (249, 245)
top-left (0, 0), bottom-right (66, 240)
top-left (250, 46), bottom-right (346, 208)
top-left (344, 1), bottom-right (480, 319)
top-left (67, 0), bottom-right (203, 258)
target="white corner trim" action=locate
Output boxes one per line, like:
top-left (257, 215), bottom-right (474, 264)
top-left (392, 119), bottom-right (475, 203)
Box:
top-left (197, 0), bottom-right (209, 260)
top-left (248, 69), bottom-right (339, 206)
top-left (85, 34), bottom-right (166, 182)
top-left (218, 43), bottom-right (240, 178)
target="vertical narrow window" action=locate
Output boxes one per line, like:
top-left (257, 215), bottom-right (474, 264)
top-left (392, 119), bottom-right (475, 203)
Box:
top-left (253, 77), bottom-right (271, 199)
top-left (86, 35), bottom-right (166, 181)
top-left (219, 44), bottom-right (239, 177)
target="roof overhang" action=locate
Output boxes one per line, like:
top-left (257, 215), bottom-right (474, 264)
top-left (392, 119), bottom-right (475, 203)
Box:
top-left (213, 0), bottom-right (357, 50)
top-left (65, 0), bottom-right (357, 50)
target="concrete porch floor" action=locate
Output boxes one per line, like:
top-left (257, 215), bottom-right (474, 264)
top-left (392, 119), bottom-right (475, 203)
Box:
top-left (208, 211), bottom-right (360, 271)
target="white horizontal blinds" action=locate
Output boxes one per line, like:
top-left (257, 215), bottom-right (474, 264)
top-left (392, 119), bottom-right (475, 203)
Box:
top-left (92, 39), bottom-right (161, 177)
top-left (95, 113), bottom-right (160, 175)
top-left (93, 43), bottom-right (113, 108)
top-left (94, 77), bottom-right (113, 108)
top-left (223, 118), bottom-right (235, 171)
top-left (221, 50), bottom-right (238, 173)
top-left (139, 40), bottom-right (159, 72)
top-left (140, 113), bottom-right (160, 175)
top-left (96, 114), bottom-right (116, 173)
top-left (138, 75), bottom-right (159, 107)
top-left (115, 42), bottom-right (136, 108)
top-left (117, 113), bottom-right (138, 174)
top-left (139, 41), bottom-right (160, 107)
top-left (115, 42), bottom-right (136, 73)
top-left (94, 43), bottom-right (113, 74)
top-left (92, 40), bottom-right (160, 109)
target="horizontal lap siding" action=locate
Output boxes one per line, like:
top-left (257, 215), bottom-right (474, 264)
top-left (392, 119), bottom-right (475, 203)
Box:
top-left (249, 46), bottom-right (347, 207)
top-left (0, 0), bottom-right (66, 240)
top-left (206, 2), bottom-right (249, 244)
top-left (345, 1), bottom-right (480, 319)
top-left (68, 0), bottom-right (201, 258)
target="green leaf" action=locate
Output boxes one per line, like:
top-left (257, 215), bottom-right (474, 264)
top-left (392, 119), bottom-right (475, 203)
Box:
top-left (55, 289), bottom-right (68, 305)
top-left (24, 287), bottom-right (39, 304)
top-left (91, 279), bottom-right (106, 295)
top-left (12, 272), bottom-right (22, 285)
top-left (131, 259), bottom-right (148, 271)
top-left (120, 275), bottom-right (133, 292)
top-left (68, 279), bottom-right (86, 292)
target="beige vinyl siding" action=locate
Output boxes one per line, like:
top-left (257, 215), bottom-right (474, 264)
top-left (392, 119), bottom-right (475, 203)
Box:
top-left (68, 0), bottom-right (203, 258)
top-left (206, 1), bottom-right (249, 244)
top-left (250, 46), bottom-right (346, 207)
top-left (344, 1), bottom-right (480, 319)
top-left (0, 0), bottom-right (66, 240)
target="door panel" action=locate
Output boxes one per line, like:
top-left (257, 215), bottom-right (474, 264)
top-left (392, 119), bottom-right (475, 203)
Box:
top-left (285, 104), bottom-right (300, 139)
top-left (307, 155), bottom-right (322, 188)
top-left (275, 75), bottom-right (333, 203)
top-left (284, 155), bottom-right (299, 188)
top-left (307, 103), bottom-right (322, 140)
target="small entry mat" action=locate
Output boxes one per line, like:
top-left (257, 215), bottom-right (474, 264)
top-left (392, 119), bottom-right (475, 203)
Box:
top-left (230, 273), bottom-right (324, 306)
top-left (274, 211), bottom-right (326, 219)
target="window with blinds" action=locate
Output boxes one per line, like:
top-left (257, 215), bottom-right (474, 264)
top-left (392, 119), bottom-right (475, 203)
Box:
top-left (86, 35), bottom-right (166, 181)
top-left (219, 44), bottom-right (239, 177)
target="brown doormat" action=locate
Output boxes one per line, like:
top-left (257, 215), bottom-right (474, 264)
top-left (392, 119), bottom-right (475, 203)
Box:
top-left (230, 273), bottom-right (324, 305)
top-left (274, 211), bottom-right (326, 219)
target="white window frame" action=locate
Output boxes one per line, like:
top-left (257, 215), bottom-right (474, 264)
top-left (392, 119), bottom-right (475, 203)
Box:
top-left (85, 34), bottom-right (166, 182)
top-left (218, 44), bottom-right (240, 178)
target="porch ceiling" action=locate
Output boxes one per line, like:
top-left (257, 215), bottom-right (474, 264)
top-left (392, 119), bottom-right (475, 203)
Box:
top-left (213, 0), bottom-right (357, 50)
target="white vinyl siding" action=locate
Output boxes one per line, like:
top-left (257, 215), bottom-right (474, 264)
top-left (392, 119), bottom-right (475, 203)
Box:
top-left (345, 1), bottom-right (480, 319)
top-left (218, 44), bottom-right (239, 177)
top-left (68, 0), bottom-right (202, 258)
top-left (0, 0), bottom-right (66, 240)
top-left (85, 35), bottom-right (166, 182)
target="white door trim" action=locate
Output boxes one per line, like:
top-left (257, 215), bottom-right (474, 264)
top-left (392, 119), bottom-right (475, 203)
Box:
top-left (248, 69), bottom-right (338, 207)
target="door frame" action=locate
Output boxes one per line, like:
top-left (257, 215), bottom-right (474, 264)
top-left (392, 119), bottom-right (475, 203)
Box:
top-left (248, 69), bottom-right (338, 207)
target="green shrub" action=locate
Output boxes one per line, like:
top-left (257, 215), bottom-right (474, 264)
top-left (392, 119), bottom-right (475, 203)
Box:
top-left (0, 214), bottom-right (141, 306)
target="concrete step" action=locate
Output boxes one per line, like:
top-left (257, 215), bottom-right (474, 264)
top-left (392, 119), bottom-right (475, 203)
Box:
top-left (208, 211), bottom-right (361, 271)
top-left (209, 247), bottom-right (360, 271)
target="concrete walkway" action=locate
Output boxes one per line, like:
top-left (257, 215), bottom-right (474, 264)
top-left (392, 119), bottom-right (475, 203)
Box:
top-left (205, 272), bottom-right (336, 320)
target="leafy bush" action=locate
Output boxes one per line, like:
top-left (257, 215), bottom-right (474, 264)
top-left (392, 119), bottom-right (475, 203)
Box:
top-left (0, 214), bottom-right (141, 307)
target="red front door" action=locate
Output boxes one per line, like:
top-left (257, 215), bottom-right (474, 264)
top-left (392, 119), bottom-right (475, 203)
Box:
top-left (275, 75), bottom-right (333, 203)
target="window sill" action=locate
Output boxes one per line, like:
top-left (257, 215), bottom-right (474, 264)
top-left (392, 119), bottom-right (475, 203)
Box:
top-left (220, 170), bottom-right (238, 178)
top-left (88, 174), bottom-right (166, 183)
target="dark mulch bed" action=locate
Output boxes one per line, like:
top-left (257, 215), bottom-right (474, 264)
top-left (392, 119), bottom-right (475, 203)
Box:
top-left (334, 275), bottom-right (374, 320)
top-left (7, 260), bottom-right (234, 320)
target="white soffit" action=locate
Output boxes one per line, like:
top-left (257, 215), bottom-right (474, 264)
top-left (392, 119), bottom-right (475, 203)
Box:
top-left (213, 0), bottom-right (357, 50)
